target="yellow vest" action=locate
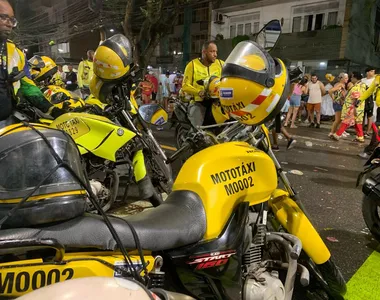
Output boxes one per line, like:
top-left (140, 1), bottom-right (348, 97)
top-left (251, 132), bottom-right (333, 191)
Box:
top-left (183, 58), bottom-right (224, 101)
top-left (6, 41), bottom-right (26, 96)
top-left (78, 59), bottom-right (94, 87)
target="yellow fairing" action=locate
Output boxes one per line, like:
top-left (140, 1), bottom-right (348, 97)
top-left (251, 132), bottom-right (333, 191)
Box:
top-left (173, 142), bottom-right (277, 240)
top-left (269, 189), bottom-right (331, 264)
top-left (129, 94), bottom-right (139, 115)
top-left (50, 113), bottom-right (136, 161)
top-left (0, 252), bottom-right (154, 297)
top-left (132, 149), bottom-right (147, 182)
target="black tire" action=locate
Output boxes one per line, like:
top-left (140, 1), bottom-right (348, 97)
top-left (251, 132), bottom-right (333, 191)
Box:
top-left (316, 259), bottom-right (346, 300)
top-left (175, 124), bottom-right (189, 149)
top-left (362, 194), bottom-right (380, 242)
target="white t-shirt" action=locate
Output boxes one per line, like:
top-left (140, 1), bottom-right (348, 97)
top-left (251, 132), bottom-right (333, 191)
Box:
top-left (362, 77), bottom-right (375, 88)
top-left (308, 81), bottom-right (323, 104)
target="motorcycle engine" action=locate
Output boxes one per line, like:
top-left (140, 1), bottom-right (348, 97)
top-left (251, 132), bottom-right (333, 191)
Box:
top-left (244, 271), bottom-right (285, 300)
top-left (243, 212), bottom-right (285, 300)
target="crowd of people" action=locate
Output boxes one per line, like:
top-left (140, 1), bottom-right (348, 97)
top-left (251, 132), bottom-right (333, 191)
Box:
top-left (283, 69), bottom-right (378, 144)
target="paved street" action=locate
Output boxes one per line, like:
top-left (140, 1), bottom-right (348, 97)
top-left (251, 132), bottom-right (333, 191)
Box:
top-left (154, 122), bottom-right (380, 298)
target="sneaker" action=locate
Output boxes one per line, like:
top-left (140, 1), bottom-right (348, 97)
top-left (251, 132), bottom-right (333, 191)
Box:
top-left (283, 123), bottom-right (288, 127)
top-left (330, 134), bottom-right (340, 141)
top-left (328, 133), bottom-right (333, 137)
top-left (290, 124), bottom-right (298, 128)
top-left (316, 123), bottom-right (320, 129)
top-left (364, 133), bottom-right (371, 139)
top-left (272, 145), bottom-right (280, 152)
top-left (309, 123), bottom-right (315, 128)
top-left (358, 152), bottom-right (370, 159)
top-left (287, 138), bottom-right (297, 150)
top-left (342, 132), bottom-right (349, 137)
top-left (355, 136), bottom-right (365, 143)
top-left (304, 119), bottom-right (310, 124)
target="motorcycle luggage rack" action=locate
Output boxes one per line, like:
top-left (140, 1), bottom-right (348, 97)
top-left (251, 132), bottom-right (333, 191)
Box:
top-left (0, 238), bottom-right (65, 262)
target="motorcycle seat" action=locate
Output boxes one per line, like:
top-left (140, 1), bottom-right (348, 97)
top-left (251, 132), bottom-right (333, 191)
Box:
top-left (0, 190), bottom-right (206, 252)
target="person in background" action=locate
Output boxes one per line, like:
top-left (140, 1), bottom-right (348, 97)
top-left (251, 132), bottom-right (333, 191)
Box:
top-left (182, 41), bottom-right (224, 127)
top-left (173, 72), bottom-right (183, 95)
top-left (306, 74), bottom-right (326, 128)
top-left (328, 73), bottom-right (348, 137)
top-left (331, 72), bottom-right (367, 142)
top-left (362, 67), bottom-right (376, 138)
top-left (284, 78), bottom-right (307, 128)
top-left (146, 70), bottom-right (158, 102)
top-left (65, 64), bottom-right (78, 91)
top-left (271, 114), bottom-right (296, 151)
top-left (298, 74), bottom-right (310, 122)
top-left (0, 0), bottom-right (64, 125)
top-left (139, 75), bottom-right (153, 104)
top-left (321, 73), bottom-right (335, 118)
top-left (51, 64), bottom-right (66, 87)
top-left (78, 50), bottom-right (94, 98)
top-left (161, 71), bottom-right (171, 110)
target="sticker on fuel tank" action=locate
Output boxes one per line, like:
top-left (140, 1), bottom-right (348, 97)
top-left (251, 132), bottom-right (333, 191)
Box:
top-left (210, 162), bottom-right (256, 196)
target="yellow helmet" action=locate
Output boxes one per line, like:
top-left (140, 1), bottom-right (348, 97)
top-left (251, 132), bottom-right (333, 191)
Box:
top-left (94, 34), bottom-right (132, 81)
top-left (205, 75), bottom-right (220, 99)
top-left (89, 74), bottom-right (116, 104)
top-left (29, 56), bottom-right (58, 82)
top-left (43, 85), bottom-right (85, 110)
top-left (219, 40), bottom-right (289, 125)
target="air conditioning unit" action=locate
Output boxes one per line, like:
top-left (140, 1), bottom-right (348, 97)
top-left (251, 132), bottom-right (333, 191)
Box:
top-left (214, 13), bottom-right (225, 24)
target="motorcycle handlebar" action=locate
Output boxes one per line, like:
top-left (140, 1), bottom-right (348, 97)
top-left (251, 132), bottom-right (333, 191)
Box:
top-left (166, 142), bottom-right (192, 164)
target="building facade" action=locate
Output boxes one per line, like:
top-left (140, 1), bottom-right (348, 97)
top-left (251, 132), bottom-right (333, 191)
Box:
top-left (211, 0), bottom-right (380, 78)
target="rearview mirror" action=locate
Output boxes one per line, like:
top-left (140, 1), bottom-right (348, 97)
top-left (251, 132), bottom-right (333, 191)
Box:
top-left (255, 20), bottom-right (281, 52)
top-left (139, 104), bottom-right (168, 126)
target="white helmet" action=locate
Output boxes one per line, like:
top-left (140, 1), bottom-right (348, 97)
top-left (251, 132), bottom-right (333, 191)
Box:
top-left (17, 277), bottom-right (153, 300)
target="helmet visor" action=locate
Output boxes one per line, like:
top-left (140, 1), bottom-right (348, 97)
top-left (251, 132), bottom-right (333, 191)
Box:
top-left (222, 41), bottom-right (276, 88)
top-left (108, 34), bottom-right (132, 63)
top-left (29, 55), bottom-right (45, 69)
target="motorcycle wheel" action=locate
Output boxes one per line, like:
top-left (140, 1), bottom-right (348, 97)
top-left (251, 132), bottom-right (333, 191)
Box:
top-left (143, 136), bottom-right (173, 194)
top-left (362, 194), bottom-right (380, 242)
top-left (301, 255), bottom-right (346, 300)
top-left (175, 124), bottom-right (188, 149)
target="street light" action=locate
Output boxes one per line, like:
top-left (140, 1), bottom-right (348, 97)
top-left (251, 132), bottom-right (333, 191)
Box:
top-left (110, 29), bottom-right (114, 32)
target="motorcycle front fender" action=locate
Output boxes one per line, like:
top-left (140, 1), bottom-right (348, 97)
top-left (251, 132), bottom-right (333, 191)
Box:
top-left (269, 189), bottom-right (331, 265)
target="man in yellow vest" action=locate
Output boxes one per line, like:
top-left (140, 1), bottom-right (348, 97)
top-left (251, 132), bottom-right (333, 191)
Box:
top-left (0, 0), bottom-right (63, 128)
top-left (78, 50), bottom-right (94, 98)
top-left (182, 41), bottom-right (224, 126)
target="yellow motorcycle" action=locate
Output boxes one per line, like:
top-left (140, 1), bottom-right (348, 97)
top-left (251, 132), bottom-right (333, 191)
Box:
top-left (0, 107), bottom-right (345, 299)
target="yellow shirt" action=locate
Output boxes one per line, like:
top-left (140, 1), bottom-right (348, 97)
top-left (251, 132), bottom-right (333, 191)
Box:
top-left (77, 59), bottom-right (93, 88)
top-left (182, 58), bottom-right (224, 101)
top-left (359, 74), bottom-right (380, 106)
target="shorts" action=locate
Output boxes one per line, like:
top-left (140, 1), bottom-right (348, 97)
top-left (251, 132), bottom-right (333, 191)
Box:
top-left (289, 94), bottom-right (301, 107)
top-left (307, 103), bottom-right (321, 111)
top-left (365, 99), bottom-right (374, 117)
top-left (333, 102), bottom-right (342, 112)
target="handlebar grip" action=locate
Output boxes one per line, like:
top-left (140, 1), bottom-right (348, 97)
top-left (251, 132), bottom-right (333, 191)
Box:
top-left (166, 142), bottom-right (192, 164)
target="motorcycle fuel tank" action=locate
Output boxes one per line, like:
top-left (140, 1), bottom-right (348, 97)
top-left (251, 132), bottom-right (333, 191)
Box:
top-left (173, 141), bottom-right (277, 240)
top-left (51, 113), bottom-right (136, 161)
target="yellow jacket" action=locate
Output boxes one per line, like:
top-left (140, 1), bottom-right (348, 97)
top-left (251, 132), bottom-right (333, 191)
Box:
top-left (359, 75), bottom-right (380, 106)
top-left (182, 58), bottom-right (224, 101)
top-left (77, 59), bottom-right (93, 88)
